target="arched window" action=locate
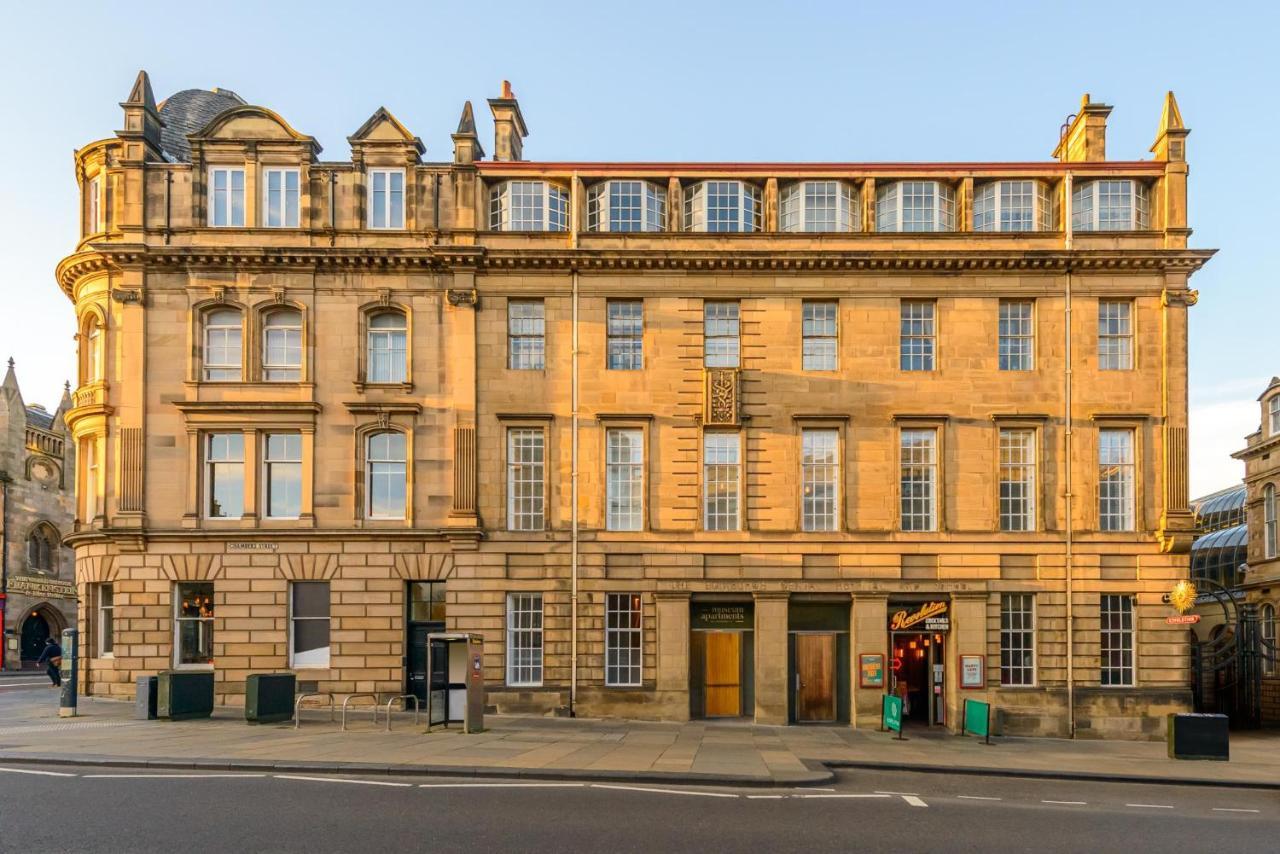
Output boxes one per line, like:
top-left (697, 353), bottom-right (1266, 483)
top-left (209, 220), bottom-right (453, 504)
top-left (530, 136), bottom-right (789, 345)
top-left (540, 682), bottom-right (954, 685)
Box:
top-left (489, 181), bottom-right (569, 232)
top-left (81, 314), bottom-right (104, 385)
top-left (366, 431), bottom-right (407, 520)
top-left (779, 181), bottom-right (860, 233)
top-left (586, 181), bottom-right (666, 232)
top-left (366, 311), bottom-right (407, 384)
top-left (203, 308), bottom-right (243, 381)
top-left (1265, 484), bottom-right (1277, 560)
top-left (26, 525), bottom-right (58, 574)
top-left (1262, 604), bottom-right (1277, 677)
top-left (262, 308), bottom-right (302, 382)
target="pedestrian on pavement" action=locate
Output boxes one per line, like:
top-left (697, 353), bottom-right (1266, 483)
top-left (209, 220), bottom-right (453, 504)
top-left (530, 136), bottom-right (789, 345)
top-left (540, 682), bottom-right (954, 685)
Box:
top-left (36, 637), bottom-right (63, 688)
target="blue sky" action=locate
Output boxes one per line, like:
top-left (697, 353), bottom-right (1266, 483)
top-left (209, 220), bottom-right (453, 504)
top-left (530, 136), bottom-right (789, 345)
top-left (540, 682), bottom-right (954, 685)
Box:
top-left (1, 0), bottom-right (1274, 494)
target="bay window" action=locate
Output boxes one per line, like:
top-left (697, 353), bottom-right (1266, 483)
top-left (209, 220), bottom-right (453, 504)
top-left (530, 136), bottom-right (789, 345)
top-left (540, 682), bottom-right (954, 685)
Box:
top-left (587, 180), bottom-right (666, 232)
top-left (973, 180), bottom-right (1054, 232)
top-left (876, 181), bottom-right (955, 232)
top-left (490, 180), bottom-right (569, 231)
top-left (683, 181), bottom-right (762, 232)
top-left (780, 181), bottom-right (859, 232)
top-left (1072, 179), bottom-right (1149, 231)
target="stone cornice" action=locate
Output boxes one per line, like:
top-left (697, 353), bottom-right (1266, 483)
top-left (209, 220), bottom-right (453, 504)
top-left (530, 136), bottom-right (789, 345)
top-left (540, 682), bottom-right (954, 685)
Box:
top-left (57, 244), bottom-right (1217, 297)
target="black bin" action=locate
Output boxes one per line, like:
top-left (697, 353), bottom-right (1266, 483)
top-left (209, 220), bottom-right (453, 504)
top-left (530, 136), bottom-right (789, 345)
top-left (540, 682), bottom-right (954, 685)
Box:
top-left (245, 673), bottom-right (296, 724)
top-left (135, 676), bottom-right (158, 720)
top-left (157, 671), bottom-right (215, 721)
top-left (1167, 712), bottom-right (1229, 760)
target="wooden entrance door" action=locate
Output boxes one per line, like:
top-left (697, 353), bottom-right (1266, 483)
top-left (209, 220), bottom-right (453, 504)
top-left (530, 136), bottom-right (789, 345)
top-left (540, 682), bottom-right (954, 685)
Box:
top-left (704, 631), bottom-right (742, 717)
top-left (795, 633), bottom-right (836, 722)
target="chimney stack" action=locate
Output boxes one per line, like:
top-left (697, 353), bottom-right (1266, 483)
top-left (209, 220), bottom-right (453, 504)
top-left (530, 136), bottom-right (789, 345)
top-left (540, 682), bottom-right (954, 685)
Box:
top-left (488, 80), bottom-right (528, 162)
top-left (1052, 94), bottom-right (1112, 163)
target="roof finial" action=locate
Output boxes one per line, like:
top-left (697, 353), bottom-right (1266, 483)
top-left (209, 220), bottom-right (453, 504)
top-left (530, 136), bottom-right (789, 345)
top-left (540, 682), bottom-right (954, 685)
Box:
top-left (6, 357), bottom-right (13, 370)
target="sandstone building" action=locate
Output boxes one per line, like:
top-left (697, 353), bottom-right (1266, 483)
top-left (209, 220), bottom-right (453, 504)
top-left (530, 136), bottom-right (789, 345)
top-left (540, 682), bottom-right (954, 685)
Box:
top-left (1, 360), bottom-right (77, 669)
top-left (58, 73), bottom-right (1213, 737)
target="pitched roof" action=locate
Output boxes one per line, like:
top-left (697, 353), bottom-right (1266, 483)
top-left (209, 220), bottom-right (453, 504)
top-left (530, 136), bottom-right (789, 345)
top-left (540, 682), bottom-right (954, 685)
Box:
top-left (157, 87), bottom-right (246, 162)
top-left (24, 405), bottom-right (54, 430)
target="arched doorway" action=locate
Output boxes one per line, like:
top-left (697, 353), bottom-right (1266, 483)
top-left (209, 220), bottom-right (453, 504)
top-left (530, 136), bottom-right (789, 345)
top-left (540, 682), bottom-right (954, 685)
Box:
top-left (20, 612), bottom-right (51, 665)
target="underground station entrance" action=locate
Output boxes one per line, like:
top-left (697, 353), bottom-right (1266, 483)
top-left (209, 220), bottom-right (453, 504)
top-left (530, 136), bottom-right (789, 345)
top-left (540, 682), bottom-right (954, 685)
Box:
top-left (888, 599), bottom-right (950, 727)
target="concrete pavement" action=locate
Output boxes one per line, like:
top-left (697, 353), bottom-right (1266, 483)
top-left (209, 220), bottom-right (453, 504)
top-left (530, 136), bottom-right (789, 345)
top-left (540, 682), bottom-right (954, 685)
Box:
top-left (1, 685), bottom-right (1277, 788)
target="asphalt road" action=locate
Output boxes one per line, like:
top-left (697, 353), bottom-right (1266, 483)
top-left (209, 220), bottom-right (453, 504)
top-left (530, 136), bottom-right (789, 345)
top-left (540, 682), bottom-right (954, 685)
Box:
top-left (0, 762), bottom-right (1274, 853)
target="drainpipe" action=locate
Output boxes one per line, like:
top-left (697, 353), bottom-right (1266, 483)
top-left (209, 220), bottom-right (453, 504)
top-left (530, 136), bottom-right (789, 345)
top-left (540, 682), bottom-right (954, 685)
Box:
top-left (569, 173), bottom-right (580, 716)
top-left (1, 472), bottom-right (9, 671)
top-left (1063, 172), bottom-right (1076, 738)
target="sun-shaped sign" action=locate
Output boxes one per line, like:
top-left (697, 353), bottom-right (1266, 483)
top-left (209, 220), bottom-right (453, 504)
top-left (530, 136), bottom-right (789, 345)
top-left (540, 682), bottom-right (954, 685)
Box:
top-left (1169, 580), bottom-right (1198, 615)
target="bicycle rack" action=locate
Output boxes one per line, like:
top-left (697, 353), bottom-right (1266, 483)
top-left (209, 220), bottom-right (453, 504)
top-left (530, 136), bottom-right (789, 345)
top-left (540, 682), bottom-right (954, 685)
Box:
top-left (383, 694), bottom-right (420, 731)
top-left (293, 693), bottom-right (335, 730)
top-left (341, 693), bottom-right (380, 731)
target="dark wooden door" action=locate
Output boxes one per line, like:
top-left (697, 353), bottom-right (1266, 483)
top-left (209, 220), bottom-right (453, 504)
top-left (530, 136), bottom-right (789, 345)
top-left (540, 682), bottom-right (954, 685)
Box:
top-left (795, 633), bottom-right (836, 722)
top-left (704, 632), bottom-right (741, 717)
top-left (20, 614), bottom-right (50, 663)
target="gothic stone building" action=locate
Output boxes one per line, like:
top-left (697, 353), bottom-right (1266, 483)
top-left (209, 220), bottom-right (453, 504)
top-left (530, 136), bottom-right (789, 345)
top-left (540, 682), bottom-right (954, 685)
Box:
top-left (58, 72), bottom-right (1212, 738)
top-left (0, 360), bottom-right (77, 669)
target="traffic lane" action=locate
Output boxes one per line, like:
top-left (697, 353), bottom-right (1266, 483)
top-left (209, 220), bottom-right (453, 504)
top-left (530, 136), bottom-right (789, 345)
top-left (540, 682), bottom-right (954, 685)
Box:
top-left (1, 768), bottom-right (1275, 854)
top-left (831, 767), bottom-right (1280, 815)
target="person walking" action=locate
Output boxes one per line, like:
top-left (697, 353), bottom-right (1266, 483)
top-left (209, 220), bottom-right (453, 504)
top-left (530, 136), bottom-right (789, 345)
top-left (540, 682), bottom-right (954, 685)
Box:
top-left (36, 637), bottom-right (62, 687)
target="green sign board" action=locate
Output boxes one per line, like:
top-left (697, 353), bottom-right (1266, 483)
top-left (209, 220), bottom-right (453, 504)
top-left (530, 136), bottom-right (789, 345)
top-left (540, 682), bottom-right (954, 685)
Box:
top-left (882, 694), bottom-right (903, 733)
top-left (963, 699), bottom-right (990, 739)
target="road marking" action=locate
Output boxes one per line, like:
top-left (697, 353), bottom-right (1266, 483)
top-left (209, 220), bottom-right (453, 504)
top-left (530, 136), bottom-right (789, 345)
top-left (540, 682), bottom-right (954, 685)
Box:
top-left (1213, 808), bottom-right (1260, 814)
top-left (797, 793), bottom-right (891, 800)
top-left (0, 766), bottom-right (77, 777)
top-left (417, 783), bottom-right (584, 788)
top-left (275, 774), bottom-right (412, 788)
top-left (901, 795), bottom-right (928, 808)
top-left (591, 783), bottom-right (738, 799)
top-left (957, 795), bottom-right (1002, 801)
top-left (1042, 800), bottom-right (1086, 806)
top-left (83, 774), bottom-right (267, 779)
top-left (875, 790), bottom-right (919, 796)
top-left (746, 794), bottom-right (785, 799)
top-left (1126, 804), bottom-right (1174, 809)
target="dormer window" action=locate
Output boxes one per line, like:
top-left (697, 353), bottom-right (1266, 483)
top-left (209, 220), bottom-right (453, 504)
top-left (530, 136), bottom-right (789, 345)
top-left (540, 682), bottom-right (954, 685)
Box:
top-left (683, 181), bottom-right (762, 233)
top-left (973, 180), bottom-right (1054, 232)
top-left (263, 167), bottom-right (300, 228)
top-left (1269, 395), bottom-right (1280, 436)
top-left (779, 181), bottom-right (860, 232)
top-left (586, 181), bottom-right (666, 232)
top-left (1071, 179), bottom-right (1149, 231)
top-left (489, 181), bottom-right (569, 232)
top-left (208, 167), bottom-right (246, 227)
top-left (875, 181), bottom-right (955, 232)
top-left (368, 169), bottom-right (405, 229)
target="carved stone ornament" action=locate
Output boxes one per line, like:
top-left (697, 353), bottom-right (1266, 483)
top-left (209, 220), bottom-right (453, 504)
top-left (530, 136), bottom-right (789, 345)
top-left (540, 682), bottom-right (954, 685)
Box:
top-left (212, 287), bottom-right (226, 304)
top-left (447, 288), bottom-right (478, 307)
top-left (110, 288), bottom-right (143, 304)
top-left (272, 287), bottom-right (287, 304)
top-left (377, 410), bottom-right (391, 430)
top-left (378, 288), bottom-right (392, 308)
top-left (704, 368), bottom-right (740, 426)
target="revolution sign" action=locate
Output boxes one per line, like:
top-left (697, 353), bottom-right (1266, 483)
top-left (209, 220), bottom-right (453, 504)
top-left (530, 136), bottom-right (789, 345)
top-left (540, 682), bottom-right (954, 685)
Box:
top-left (888, 600), bottom-right (950, 632)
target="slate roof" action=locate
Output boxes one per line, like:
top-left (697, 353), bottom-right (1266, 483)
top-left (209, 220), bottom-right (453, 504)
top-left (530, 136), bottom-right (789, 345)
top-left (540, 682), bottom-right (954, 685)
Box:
top-left (25, 406), bottom-right (53, 430)
top-left (157, 88), bottom-right (246, 162)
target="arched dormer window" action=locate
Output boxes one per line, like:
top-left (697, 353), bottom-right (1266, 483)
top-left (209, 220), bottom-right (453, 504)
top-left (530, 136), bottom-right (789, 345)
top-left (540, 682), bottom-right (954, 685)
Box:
top-left (80, 313), bottom-right (104, 385)
top-left (489, 181), bottom-right (569, 232)
top-left (973, 180), bottom-right (1055, 232)
top-left (203, 308), bottom-right (243, 382)
top-left (586, 181), bottom-right (667, 232)
top-left (26, 524), bottom-right (59, 574)
top-left (261, 308), bottom-right (302, 382)
top-left (1071, 179), bottom-right (1150, 231)
top-left (365, 431), bottom-right (407, 520)
top-left (1265, 484), bottom-right (1277, 560)
top-left (366, 311), bottom-right (408, 384)
top-left (779, 181), bottom-right (860, 233)
top-left (876, 181), bottom-right (956, 232)
top-left (683, 181), bottom-right (762, 233)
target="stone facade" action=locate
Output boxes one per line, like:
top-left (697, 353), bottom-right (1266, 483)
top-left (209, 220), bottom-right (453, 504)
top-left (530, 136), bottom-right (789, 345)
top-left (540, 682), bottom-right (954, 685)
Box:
top-left (58, 74), bottom-right (1212, 738)
top-left (1232, 379), bottom-right (1280, 724)
top-left (0, 361), bottom-right (77, 669)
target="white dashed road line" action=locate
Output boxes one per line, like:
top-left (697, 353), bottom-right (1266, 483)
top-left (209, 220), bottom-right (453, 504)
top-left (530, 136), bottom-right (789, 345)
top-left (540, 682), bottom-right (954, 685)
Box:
top-left (1126, 803), bottom-right (1175, 809)
top-left (746, 794), bottom-right (785, 799)
top-left (274, 774), bottom-right (412, 788)
top-left (1042, 800), bottom-right (1087, 806)
top-left (0, 766), bottom-right (77, 777)
top-left (901, 795), bottom-right (928, 808)
top-left (957, 795), bottom-right (1002, 801)
top-left (591, 783), bottom-right (738, 799)
top-left (83, 774), bottom-right (267, 779)
top-left (1213, 808), bottom-right (1260, 814)
top-left (417, 783), bottom-right (584, 788)
top-left (796, 793), bottom-right (891, 800)
top-left (874, 790), bottom-right (919, 796)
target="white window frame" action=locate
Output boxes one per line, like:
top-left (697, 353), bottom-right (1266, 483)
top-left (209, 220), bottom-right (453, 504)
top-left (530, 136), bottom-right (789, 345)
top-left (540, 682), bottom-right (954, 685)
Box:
top-left (900, 428), bottom-right (938, 532)
top-left (367, 168), bottom-right (405, 229)
top-left (779, 180), bottom-right (860, 232)
top-left (1098, 428), bottom-right (1136, 532)
top-left (703, 301), bottom-right (740, 368)
top-left (98, 583), bottom-right (114, 658)
top-left (262, 167), bottom-right (301, 228)
top-left (999, 428), bottom-right (1037, 532)
top-left (1098, 300), bottom-right (1134, 371)
top-left (1265, 484), bottom-right (1278, 560)
top-left (84, 317), bottom-right (104, 384)
top-left (82, 438), bottom-right (98, 521)
top-left (366, 311), bottom-right (408, 384)
top-left (289, 581), bottom-right (331, 669)
top-left (606, 300), bottom-right (644, 370)
top-left (587, 180), bottom-right (666, 232)
top-left (801, 428), bottom-right (840, 532)
top-left (1100, 594), bottom-right (1135, 687)
top-left (365, 431), bottom-right (407, 520)
top-left (605, 593), bottom-right (643, 687)
top-left (173, 581), bottom-right (214, 670)
top-left (605, 428), bottom-right (644, 532)
top-left (1262, 604), bottom-right (1277, 677)
top-left (204, 432), bottom-right (245, 520)
top-left (261, 308), bottom-right (302, 382)
top-left (802, 302), bottom-right (838, 371)
top-left (263, 433), bottom-right (303, 520)
top-left (1072, 179), bottom-right (1150, 231)
top-left (87, 176), bottom-right (103, 235)
top-left (506, 592), bottom-right (544, 686)
top-left (999, 593), bottom-right (1035, 686)
top-left (875, 180), bottom-right (955, 232)
top-left (683, 181), bottom-right (762, 232)
top-left (998, 300), bottom-right (1034, 371)
top-left (207, 166), bottom-right (246, 227)
top-left (490, 181), bottom-right (570, 232)
top-left (203, 309), bottom-right (243, 382)
top-left (703, 432), bottom-right (742, 531)
top-left (1269, 396), bottom-right (1280, 436)
top-left (508, 300), bottom-right (546, 370)
top-left (507, 428), bottom-right (546, 532)
top-left (900, 301), bottom-right (936, 372)
top-left (973, 180), bottom-right (1054, 232)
